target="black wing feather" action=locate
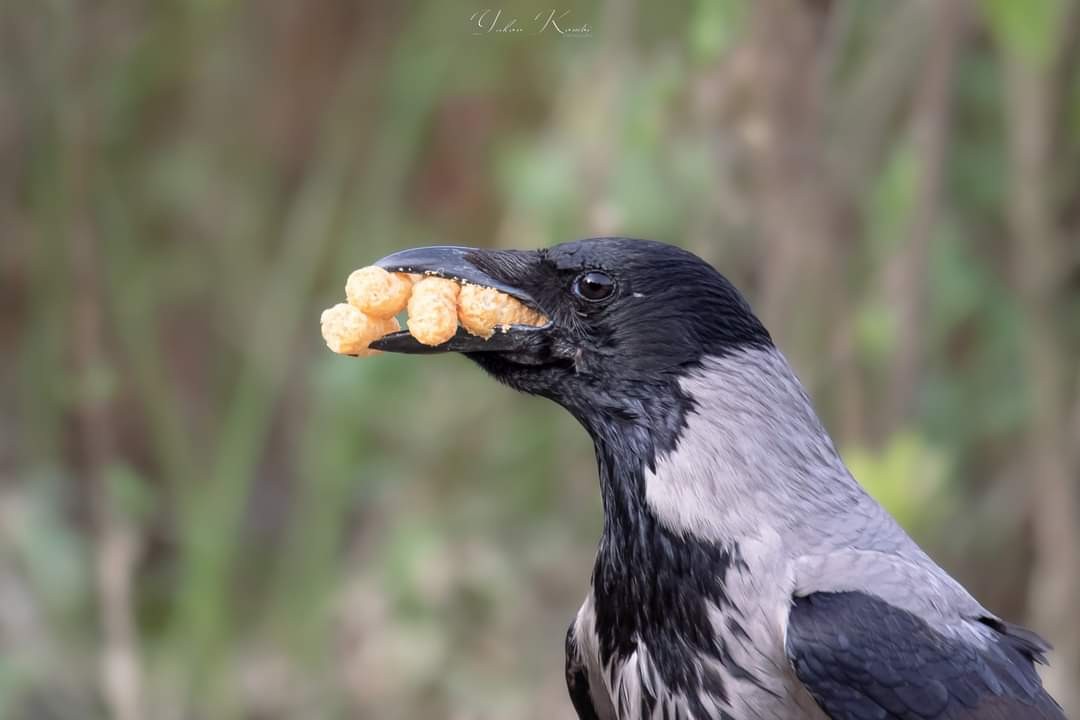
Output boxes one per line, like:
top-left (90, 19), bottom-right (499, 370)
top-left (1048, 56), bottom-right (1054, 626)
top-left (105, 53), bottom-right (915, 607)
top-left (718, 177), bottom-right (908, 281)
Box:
top-left (786, 591), bottom-right (1065, 720)
top-left (566, 623), bottom-right (602, 720)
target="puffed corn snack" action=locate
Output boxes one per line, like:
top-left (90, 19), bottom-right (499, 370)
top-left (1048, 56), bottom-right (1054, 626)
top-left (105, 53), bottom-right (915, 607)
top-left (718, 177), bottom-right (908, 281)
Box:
top-left (321, 266), bottom-right (547, 355)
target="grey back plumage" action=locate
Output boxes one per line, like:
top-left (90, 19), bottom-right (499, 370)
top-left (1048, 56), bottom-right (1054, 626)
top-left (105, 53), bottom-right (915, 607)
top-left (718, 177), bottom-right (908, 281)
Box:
top-left (570, 347), bottom-right (1061, 719)
top-left (647, 348), bottom-right (986, 622)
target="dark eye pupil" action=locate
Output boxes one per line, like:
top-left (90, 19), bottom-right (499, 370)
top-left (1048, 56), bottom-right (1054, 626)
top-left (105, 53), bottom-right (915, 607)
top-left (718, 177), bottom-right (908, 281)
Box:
top-left (575, 271), bottom-right (614, 301)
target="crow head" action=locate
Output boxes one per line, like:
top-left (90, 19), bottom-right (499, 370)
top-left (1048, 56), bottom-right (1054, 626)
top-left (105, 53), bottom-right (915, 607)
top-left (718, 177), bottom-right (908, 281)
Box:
top-left (372, 238), bottom-right (771, 447)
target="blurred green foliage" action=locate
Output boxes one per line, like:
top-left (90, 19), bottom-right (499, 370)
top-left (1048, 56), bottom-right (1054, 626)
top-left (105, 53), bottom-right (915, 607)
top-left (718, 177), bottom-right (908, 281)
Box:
top-left (844, 432), bottom-right (949, 530)
top-left (2, 0), bottom-right (1078, 718)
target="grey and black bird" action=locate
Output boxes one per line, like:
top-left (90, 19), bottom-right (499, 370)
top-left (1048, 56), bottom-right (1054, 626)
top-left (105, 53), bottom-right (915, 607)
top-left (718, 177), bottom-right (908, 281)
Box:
top-left (370, 238), bottom-right (1065, 720)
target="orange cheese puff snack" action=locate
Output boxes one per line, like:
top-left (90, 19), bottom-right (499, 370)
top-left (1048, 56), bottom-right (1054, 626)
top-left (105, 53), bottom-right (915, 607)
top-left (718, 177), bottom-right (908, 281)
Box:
top-left (407, 277), bottom-right (460, 346)
top-left (345, 266), bottom-right (413, 318)
top-left (457, 285), bottom-right (548, 339)
top-left (320, 303), bottom-right (400, 356)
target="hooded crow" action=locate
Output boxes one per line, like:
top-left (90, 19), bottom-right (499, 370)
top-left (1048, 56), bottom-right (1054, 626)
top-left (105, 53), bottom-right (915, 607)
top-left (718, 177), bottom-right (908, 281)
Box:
top-left (370, 238), bottom-right (1064, 720)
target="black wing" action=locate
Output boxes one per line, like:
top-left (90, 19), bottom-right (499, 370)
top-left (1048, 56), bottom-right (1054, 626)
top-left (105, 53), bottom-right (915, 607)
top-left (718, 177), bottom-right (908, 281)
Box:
top-left (566, 623), bottom-right (602, 720)
top-left (786, 591), bottom-right (1065, 720)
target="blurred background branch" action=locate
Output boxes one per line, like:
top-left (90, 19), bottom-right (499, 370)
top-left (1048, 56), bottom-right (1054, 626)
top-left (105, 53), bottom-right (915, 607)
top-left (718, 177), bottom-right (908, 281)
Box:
top-left (2, 0), bottom-right (1078, 718)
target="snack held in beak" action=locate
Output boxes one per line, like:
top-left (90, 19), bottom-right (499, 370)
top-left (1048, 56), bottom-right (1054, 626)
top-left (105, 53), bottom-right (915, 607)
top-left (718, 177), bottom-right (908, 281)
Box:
top-left (345, 266), bottom-right (413, 318)
top-left (320, 261), bottom-right (548, 355)
top-left (457, 284), bottom-right (547, 339)
top-left (406, 277), bottom-right (461, 346)
top-left (320, 303), bottom-right (400, 356)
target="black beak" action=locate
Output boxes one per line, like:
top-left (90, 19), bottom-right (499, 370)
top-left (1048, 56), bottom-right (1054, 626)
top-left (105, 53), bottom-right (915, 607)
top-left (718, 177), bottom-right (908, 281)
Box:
top-left (368, 245), bottom-right (549, 355)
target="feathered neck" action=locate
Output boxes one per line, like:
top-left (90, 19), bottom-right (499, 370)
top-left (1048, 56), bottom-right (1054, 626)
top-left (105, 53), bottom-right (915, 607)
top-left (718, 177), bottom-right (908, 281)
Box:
top-left (643, 347), bottom-right (870, 547)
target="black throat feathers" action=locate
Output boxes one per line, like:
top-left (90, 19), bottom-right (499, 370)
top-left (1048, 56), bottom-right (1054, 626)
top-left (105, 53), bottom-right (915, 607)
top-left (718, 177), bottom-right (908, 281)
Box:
top-left (584, 392), bottom-right (754, 714)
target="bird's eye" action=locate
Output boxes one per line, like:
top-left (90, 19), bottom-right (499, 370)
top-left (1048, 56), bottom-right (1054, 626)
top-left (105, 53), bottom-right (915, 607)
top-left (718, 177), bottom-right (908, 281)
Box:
top-left (573, 271), bottom-right (615, 302)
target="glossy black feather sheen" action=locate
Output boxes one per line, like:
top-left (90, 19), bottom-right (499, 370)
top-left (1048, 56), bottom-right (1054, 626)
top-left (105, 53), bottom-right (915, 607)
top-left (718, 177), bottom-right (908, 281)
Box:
top-left (787, 592), bottom-right (1066, 720)
top-left (464, 239), bottom-right (772, 430)
top-left (590, 413), bottom-right (750, 710)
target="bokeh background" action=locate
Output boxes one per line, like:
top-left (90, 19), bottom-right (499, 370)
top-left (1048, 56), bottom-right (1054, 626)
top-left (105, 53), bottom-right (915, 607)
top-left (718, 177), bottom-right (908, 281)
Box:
top-left (3, 0), bottom-right (1079, 718)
